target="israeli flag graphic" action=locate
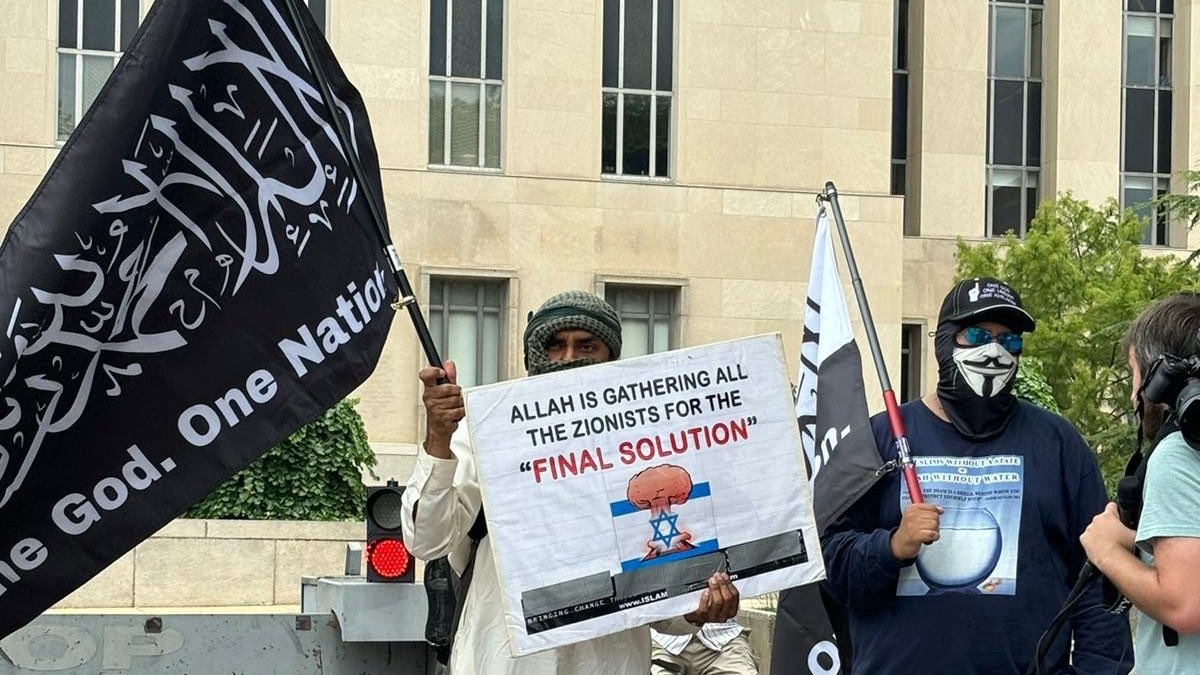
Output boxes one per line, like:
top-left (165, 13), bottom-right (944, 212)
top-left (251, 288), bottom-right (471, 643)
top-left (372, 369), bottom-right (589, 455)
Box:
top-left (609, 463), bottom-right (719, 573)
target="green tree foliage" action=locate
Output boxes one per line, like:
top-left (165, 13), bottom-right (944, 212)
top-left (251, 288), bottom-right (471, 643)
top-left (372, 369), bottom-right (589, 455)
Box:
top-left (956, 194), bottom-right (1200, 490)
top-left (186, 398), bottom-right (378, 520)
top-left (1013, 356), bottom-right (1059, 413)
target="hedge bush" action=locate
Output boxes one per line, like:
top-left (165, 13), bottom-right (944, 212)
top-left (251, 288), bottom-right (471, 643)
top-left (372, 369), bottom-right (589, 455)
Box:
top-left (186, 398), bottom-right (378, 520)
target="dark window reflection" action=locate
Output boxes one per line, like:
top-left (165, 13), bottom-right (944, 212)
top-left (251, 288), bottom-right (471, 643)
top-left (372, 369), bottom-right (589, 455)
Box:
top-left (992, 80), bottom-right (1024, 166)
top-left (603, 0), bottom-right (619, 87)
top-left (486, 0), bottom-right (503, 79)
top-left (891, 162), bottom-right (906, 196)
top-left (655, 96), bottom-right (670, 177)
top-left (991, 184), bottom-right (1022, 236)
top-left (656, 0), bottom-right (673, 91)
top-left (1155, 180), bottom-right (1170, 245)
top-left (1026, 82), bottom-right (1041, 167)
top-left (59, 0), bottom-right (78, 48)
top-left (623, 94), bottom-right (651, 176)
top-left (892, 73), bottom-right (908, 160)
top-left (82, 0), bottom-right (115, 51)
top-left (1029, 10), bottom-right (1042, 78)
top-left (602, 93), bottom-right (618, 174)
top-left (120, 0), bottom-right (139, 48)
top-left (1124, 89), bottom-right (1155, 172)
top-left (1157, 90), bottom-right (1172, 173)
top-left (1158, 33), bottom-right (1171, 86)
top-left (430, 0), bottom-right (447, 76)
top-left (623, 0), bottom-right (653, 90)
top-left (451, 0), bottom-right (482, 78)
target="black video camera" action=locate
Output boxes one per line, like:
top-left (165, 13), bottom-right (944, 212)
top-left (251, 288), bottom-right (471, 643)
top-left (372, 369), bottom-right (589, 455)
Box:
top-left (1141, 351), bottom-right (1200, 450)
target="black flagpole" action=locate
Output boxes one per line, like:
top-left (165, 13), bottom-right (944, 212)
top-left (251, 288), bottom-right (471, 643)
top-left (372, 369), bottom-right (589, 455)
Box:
top-left (279, 0), bottom-right (445, 372)
top-left (279, 1), bottom-right (459, 657)
top-left (817, 182), bottom-right (924, 503)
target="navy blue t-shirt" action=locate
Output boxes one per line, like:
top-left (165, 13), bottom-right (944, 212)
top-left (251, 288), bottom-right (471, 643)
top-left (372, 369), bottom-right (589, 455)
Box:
top-left (820, 400), bottom-right (1132, 675)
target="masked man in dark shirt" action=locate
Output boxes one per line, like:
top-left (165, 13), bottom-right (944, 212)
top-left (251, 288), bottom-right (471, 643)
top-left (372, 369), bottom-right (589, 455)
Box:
top-left (822, 277), bottom-right (1133, 674)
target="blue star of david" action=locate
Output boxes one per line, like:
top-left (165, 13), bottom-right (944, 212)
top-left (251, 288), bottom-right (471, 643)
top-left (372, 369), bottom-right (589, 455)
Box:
top-left (649, 511), bottom-right (681, 549)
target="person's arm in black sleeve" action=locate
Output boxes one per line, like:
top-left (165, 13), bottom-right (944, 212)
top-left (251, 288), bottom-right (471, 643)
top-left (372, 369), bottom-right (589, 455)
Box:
top-left (822, 474), bottom-right (947, 613)
top-left (821, 474), bottom-right (909, 611)
top-left (822, 411), bottom-right (945, 612)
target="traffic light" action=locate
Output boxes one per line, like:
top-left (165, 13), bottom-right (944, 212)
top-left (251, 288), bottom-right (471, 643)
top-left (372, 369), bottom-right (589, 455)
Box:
top-left (365, 480), bottom-right (414, 583)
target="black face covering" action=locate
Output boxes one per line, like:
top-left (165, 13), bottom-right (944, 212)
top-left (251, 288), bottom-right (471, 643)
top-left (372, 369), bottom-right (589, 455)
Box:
top-left (934, 321), bottom-right (1020, 440)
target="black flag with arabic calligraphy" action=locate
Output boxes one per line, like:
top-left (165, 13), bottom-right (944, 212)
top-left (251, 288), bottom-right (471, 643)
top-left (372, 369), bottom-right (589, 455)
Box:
top-left (0, 0), bottom-right (394, 639)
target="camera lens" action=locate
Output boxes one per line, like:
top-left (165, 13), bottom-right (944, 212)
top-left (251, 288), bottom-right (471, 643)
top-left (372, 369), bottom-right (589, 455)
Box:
top-left (1175, 379), bottom-right (1200, 451)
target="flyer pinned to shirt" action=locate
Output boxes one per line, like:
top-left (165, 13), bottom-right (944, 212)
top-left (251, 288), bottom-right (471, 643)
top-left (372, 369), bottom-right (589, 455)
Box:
top-left (464, 333), bottom-right (825, 656)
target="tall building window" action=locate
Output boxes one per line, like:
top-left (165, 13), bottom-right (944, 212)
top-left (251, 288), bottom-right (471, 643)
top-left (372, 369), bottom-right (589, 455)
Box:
top-left (891, 0), bottom-right (909, 198)
top-left (429, 0), bottom-right (503, 169)
top-left (986, 0), bottom-right (1042, 237)
top-left (602, 0), bottom-right (673, 178)
top-left (56, 0), bottom-right (140, 141)
top-left (55, 1), bottom-right (328, 142)
top-left (899, 323), bottom-right (924, 403)
top-left (429, 278), bottom-right (505, 387)
top-left (1121, 0), bottom-right (1173, 246)
top-left (604, 285), bottom-right (677, 357)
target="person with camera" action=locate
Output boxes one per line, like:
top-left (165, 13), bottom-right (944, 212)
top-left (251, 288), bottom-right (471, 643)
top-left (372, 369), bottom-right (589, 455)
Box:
top-left (822, 277), bottom-right (1133, 674)
top-left (1081, 292), bottom-right (1200, 672)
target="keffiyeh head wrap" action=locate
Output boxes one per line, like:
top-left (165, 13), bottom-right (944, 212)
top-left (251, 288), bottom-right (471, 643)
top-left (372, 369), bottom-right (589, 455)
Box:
top-left (523, 290), bottom-right (622, 375)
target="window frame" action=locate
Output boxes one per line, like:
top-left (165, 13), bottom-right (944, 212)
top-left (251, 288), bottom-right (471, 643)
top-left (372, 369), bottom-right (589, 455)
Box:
top-left (985, 0), bottom-right (1043, 238)
top-left (55, 1), bottom-right (330, 143)
top-left (604, 286), bottom-right (676, 357)
top-left (423, 271), bottom-right (514, 389)
top-left (891, 0), bottom-right (909, 199)
top-left (428, 0), bottom-right (506, 171)
top-left (899, 322), bottom-right (925, 404)
top-left (56, 0), bottom-right (137, 142)
top-left (596, 277), bottom-right (685, 357)
top-left (601, 0), bottom-right (676, 181)
top-left (1120, 2), bottom-right (1174, 247)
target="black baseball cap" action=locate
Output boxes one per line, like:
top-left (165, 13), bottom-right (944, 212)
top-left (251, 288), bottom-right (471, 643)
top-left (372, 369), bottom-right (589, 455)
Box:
top-left (938, 277), bottom-right (1036, 333)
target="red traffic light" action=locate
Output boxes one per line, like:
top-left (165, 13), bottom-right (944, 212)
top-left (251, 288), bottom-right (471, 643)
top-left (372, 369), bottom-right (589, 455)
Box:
top-left (367, 537), bottom-right (411, 579)
top-left (365, 481), bottom-right (414, 582)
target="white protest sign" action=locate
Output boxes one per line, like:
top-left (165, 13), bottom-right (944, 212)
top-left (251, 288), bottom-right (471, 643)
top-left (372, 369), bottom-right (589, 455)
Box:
top-left (464, 333), bottom-right (824, 656)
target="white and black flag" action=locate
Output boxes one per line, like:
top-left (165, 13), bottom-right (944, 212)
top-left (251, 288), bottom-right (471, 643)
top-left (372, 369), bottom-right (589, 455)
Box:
top-left (771, 211), bottom-right (883, 674)
top-left (0, 0), bottom-right (394, 639)
top-left (794, 211), bottom-right (882, 528)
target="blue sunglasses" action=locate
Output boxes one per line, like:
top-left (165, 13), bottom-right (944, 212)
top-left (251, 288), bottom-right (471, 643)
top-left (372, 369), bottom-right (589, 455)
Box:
top-left (959, 326), bottom-right (1024, 354)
